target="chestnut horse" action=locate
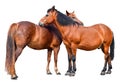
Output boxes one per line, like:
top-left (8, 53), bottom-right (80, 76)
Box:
top-left (39, 6), bottom-right (114, 76)
top-left (6, 21), bottom-right (62, 79)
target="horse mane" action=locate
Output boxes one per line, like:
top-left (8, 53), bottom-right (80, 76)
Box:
top-left (57, 11), bottom-right (80, 26)
top-left (47, 8), bottom-right (80, 26)
top-left (44, 24), bottom-right (62, 42)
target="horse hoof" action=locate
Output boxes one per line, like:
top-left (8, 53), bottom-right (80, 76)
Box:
top-left (65, 71), bottom-right (71, 76)
top-left (47, 72), bottom-right (52, 75)
top-left (69, 72), bottom-right (75, 76)
top-left (100, 71), bottom-right (105, 75)
top-left (11, 75), bottom-right (18, 80)
top-left (56, 72), bottom-right (61, 75)
top-left (106, 71), bottom-right (112, 74)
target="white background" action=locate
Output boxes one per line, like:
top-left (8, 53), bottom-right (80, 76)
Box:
top-left (0, 0), bottom-right (120, 81)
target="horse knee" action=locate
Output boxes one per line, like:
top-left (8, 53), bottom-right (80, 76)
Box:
top-left (72, 55), bottom-right (76, 62)
top-left (68, 55), bottom-right (71, 62)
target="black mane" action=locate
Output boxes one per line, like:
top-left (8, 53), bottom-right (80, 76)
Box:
top-left (57, 11), bottom-right (80, 26)
top-left (47, 8), bottom-right (80, 26)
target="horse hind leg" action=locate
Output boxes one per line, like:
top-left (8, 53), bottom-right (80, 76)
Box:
top-left (15, 47), bottom-right (24, 62)
top-left (99, 44), bottom-right (107, 75)
top-left (9, 50), bottom-right (18, 79)
top-left (106, 37), bottom-right (114, 74)
top-left (46, 49), bottom-right (52, 75)
top-left (100, 57), bottom-right (107, 75)
top-left (101, 54), bottom-right (112, 75)
top-left (100, 45), bottom-right (112, 75)
top-left (11, 47), bottom-right (24, 79)
top-left (9, 52), bottom-right (18, 79)
top-left (106, 55), bottom-right (112, 74)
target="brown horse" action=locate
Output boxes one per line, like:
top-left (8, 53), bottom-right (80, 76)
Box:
top-left (6, 21), bottom-right (62, 79)
top-left (66, 10), bottom-right (84, 26)
top-left (39, 6), bottom-right (114, 76)
top-left (66, 10), bottom-right (115, 48)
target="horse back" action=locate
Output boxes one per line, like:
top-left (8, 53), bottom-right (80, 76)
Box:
top-left (10, 21), bottom-right (61, 50)
top-left (28, 24), bottom-right (62, 49)
top-left (91, 23), bottom-right (113, 42)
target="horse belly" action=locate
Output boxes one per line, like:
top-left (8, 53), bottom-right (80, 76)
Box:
top-left (28, 37), bottom-right (52, 50)
top-left (78, 40), bottom-right (102, 51)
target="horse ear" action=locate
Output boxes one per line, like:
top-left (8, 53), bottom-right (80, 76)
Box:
top-left (52, 5), bottom-right (55, 11)
top-left (66, 10), bottom-right (69, 15)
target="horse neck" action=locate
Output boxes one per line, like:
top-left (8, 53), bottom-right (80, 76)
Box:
top-left (53, 20), bottom-right (65, 38)
top-left (53, 19), bottom-right (83, 39)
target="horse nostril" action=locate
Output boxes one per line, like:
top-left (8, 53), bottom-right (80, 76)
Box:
top-left (39, 22), bottom-right (44, 26)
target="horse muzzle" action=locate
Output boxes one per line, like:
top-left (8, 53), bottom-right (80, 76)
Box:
top-left (39, 22), bottom-right (44, 27)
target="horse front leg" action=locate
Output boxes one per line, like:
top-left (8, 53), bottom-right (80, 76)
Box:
top-left (70, 48), bottom-right (77, 76)
top-left (46, 49), bottom-right (52, 75)
top-left (53, 47), bottom-right (61, 75)
top-left (65, 46), bottom-right (72, 76)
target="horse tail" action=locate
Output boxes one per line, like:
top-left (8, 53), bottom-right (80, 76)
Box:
top-left (5, 23), bottom-right (17, 74)
top-left (110, 35), bottom-right (115, 61)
